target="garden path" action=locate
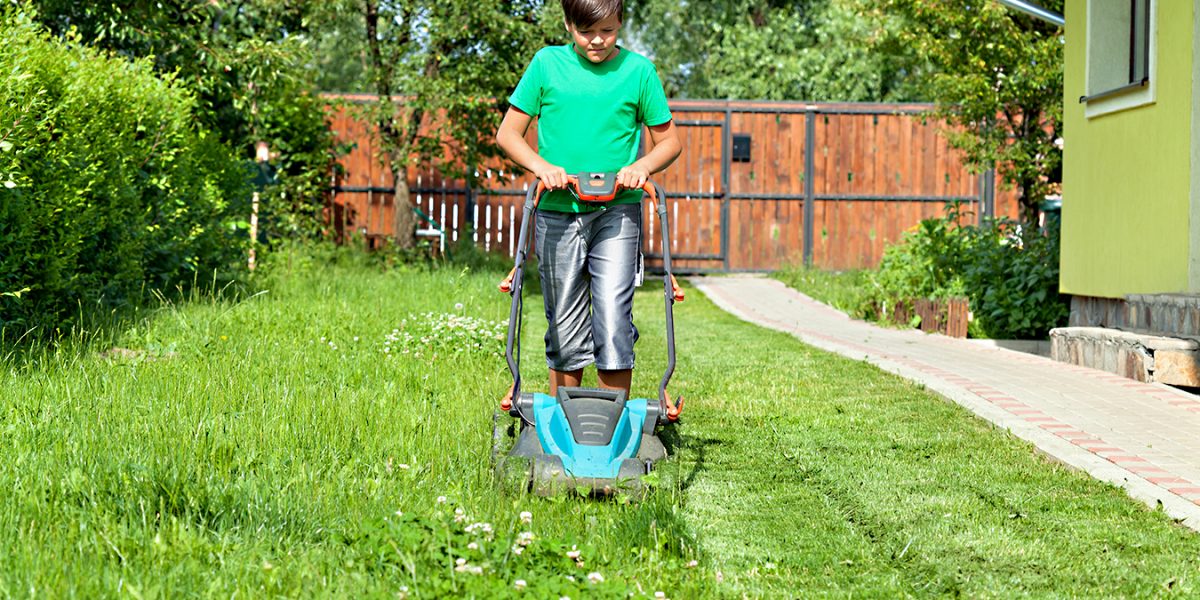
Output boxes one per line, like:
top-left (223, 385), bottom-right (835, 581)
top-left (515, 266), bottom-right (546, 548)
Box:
top-left (692, 274), bottom-right (1200, 531)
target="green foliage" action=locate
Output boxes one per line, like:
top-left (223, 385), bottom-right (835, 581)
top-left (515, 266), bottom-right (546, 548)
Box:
top-left (256, 90), bottom-right (337, 241)
top-left (0, 11), bottom-right (248, 336)
top-left (361, 0), bottom-right (565, 182)
top-left (28, 0), bottom-right (338, 240)
top-left (869, 0), bottom-right (1064, 222)
top-left (871, 202), bottom-right (973, 304)
top-left (630, 0), bottom-right (929, 101)
top-left (958, 216), bottom-right (1068, 340)
top-left (865, 203), bottom-right (1068, 339)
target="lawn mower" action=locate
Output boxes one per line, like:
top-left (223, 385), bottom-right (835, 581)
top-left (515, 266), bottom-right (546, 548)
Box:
top-left (493, 173), bottom-right (684, 496)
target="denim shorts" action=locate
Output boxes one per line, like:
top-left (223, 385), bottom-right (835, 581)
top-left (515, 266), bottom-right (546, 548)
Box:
top-left (535, 204), bottom-right (641, 372)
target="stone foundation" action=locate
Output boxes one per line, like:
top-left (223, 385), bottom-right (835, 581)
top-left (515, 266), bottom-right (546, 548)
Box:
top-left (1051, 326), bottom-right (1200, 385)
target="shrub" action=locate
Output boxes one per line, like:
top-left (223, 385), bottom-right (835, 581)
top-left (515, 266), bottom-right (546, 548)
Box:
top-left (865, 203), bottom-right (1068, 339)
top-left (0, 10), bottom-right (249, 337)
top-left (256, 89), bottom-right (337, 242)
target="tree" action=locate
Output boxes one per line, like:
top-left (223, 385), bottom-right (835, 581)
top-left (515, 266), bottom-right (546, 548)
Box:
top-left (629, 0), bottom-right (928, 101)
top-left (869, 0), bottom-right (1064, 224)
top-left (28, 0), bottom-right (337, 240)
top-left (359, 0), bottom-right (562, 248)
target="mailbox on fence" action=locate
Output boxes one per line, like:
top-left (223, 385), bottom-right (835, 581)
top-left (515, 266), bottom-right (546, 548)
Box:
top-left (731, 134), bottom-right (751, 162)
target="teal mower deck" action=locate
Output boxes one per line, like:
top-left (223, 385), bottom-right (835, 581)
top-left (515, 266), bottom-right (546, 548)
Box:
top-left (494, 174), bottom-right (685, 496)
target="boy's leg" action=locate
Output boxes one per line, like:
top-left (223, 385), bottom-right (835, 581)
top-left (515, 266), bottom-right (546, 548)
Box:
top-left (549, 368), bottom-right (583, 395)
top-left (535, 209), bottom-right (595, 390)
top-left (587, 204), bottom-right (641, 395)
top-left (596, 368), bottom-right (632, 392)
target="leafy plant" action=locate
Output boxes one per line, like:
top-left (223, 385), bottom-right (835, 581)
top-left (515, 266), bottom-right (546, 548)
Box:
top-left (0, 10), bottom-right (248, 337)
top-left (629, 0), bottom-right (930, 101)
top-left (867, 0), bottom-right (1064, 223)
top-left (862, 203), bottom-right (1068, 339)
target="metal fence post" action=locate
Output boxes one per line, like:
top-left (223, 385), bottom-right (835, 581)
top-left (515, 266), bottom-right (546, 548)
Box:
top-left (983, 166), bottom-right (996, 220)
top-left (721, 108), bottom-right (732, 271)
top-left (803, 109), bottom-right (816, 267)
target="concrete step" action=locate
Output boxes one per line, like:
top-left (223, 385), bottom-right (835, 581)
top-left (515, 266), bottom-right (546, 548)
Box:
top-left (1050, 326), bottom-right (1200, 385)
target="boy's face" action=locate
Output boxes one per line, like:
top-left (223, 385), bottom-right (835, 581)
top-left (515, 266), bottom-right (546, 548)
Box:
top-left (565, 14), bottom-right (621, 63)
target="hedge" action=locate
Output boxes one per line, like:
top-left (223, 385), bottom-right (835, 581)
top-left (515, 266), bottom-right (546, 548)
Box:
top-left (0, 11), bottom-right (249, 337)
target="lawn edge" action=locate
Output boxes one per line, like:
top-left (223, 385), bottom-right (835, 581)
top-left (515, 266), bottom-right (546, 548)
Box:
top-left (691, 275), bottom-right (1200, 532)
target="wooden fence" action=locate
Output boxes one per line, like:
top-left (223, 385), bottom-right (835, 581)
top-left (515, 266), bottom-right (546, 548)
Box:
top-left (325, 97), bottom-right (1019, 272)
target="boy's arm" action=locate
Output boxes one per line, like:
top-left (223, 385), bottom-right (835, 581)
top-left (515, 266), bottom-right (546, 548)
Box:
top-left (495, 107), bottom-right (569, 190)
top-left (616, 120), bottom-right (682, 190)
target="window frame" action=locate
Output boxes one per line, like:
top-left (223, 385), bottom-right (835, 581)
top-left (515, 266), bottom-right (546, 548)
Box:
top-left (1082, 0), bottom-right (1156, 117)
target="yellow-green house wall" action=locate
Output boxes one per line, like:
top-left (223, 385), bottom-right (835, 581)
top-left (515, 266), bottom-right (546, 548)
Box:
top-left (1061, 0), bottom-right (1194, 298)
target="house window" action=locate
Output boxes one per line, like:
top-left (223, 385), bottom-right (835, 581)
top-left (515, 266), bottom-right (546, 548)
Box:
top-left (1083, 0), bottom-right (1155, 116)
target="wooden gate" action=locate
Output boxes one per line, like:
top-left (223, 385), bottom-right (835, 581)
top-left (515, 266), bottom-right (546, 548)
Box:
top-left (326, 97), bottom-right (1018, 272)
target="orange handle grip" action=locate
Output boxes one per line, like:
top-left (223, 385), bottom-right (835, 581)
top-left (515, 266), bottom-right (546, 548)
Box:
top-left (500, 383), bottom-right (515, 411)
top-left (662, 393), bottom-right (684, 422)
top-left (498, 266), bottom-right (517, 293)
top-left (670, 274), bottom-right (684, 302)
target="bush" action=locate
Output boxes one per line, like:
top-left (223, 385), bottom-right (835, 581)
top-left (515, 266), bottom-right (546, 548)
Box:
top-left (865, 203), bottom-right (1068, 339)
top-left (0, 11), bottom-right (249, 336)
top-left (256, 89), bottom-right (337, 242)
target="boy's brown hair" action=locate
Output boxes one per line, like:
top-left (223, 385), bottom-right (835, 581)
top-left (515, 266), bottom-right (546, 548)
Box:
top-left (561, 0), bottom-right (623, 28)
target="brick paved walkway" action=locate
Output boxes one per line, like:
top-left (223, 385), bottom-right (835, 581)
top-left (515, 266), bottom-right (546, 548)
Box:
top-left (692, 274), bottom-right (1200, 531)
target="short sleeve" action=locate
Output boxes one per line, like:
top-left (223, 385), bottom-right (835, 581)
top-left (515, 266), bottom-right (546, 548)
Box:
top-left (639, 66), bottom-right (672, 127)
top-left (507, 51), bottom-right (544, 116)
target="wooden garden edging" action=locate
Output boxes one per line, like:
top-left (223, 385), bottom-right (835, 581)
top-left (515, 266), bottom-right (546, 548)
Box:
top-left (892, 297), bottom-right (971, 338)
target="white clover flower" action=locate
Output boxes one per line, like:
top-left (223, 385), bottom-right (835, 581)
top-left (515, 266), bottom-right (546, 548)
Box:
top-left (436, 495), bottom-right (447, 504)
top-left (396, 463), bottom-right (410, 470)
top-left (516, 531), bottom-right (534, 546)
top-left (566, 547), bottom-right (581, 559)
top-left (467, 542), bottom-right (478, 551)
top-left (511, 544), bottom-right (524, 555)
top-left (587, 572), bottom-right (604, 584)
top-left (514, 579), bottom-right (527, 590)
top-left (394, 510), bottom-right (403, 517)
top-left (454, 302), bottom-right (464, 311)
top-left (687, 560), bottom-right (698, 568)
top-left (655, 592), bottom-right (666, 600)
top-left (519, 511), bottom-right (532, 524)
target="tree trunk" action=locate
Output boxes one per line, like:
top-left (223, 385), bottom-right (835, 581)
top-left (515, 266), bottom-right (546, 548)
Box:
top-left (392, 157), bottom-right (417, 250)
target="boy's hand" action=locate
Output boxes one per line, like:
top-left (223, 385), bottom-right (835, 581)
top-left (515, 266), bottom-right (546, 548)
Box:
top-left (617, 164), bottom-right (650, 191)
top-left (535, 164), bottom-right (569, 190)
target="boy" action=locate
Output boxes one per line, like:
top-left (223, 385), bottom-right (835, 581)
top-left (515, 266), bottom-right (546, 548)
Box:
top-left (495, 0), bottom-right (682, 397)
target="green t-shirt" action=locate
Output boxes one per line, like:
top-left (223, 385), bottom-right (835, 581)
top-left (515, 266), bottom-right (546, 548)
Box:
top-left (507, 44), bottom-right (673, 213)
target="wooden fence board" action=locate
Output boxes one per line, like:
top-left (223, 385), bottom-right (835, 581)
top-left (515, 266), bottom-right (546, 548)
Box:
top-left (325, 98), bottom-right (1022, 271)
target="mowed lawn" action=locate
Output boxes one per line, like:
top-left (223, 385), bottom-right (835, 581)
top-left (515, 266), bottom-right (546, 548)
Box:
top-left (2, 246), bottom-right (1198, 598)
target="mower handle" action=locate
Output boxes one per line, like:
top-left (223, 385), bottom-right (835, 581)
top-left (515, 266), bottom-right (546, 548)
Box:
top-left (499, 175), bottom-right (684, 423)
top-left (497, 177), bottom-right (685, 300)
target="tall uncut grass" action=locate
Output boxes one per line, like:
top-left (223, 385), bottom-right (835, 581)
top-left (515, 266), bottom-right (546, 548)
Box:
top-left (2, 244), bottom-right (1198, 597)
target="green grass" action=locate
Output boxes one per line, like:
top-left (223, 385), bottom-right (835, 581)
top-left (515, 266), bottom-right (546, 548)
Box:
top-left (772, 266), bottom-right (873, 318)
top-left (2, 245), bottom-right (1199, 597)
